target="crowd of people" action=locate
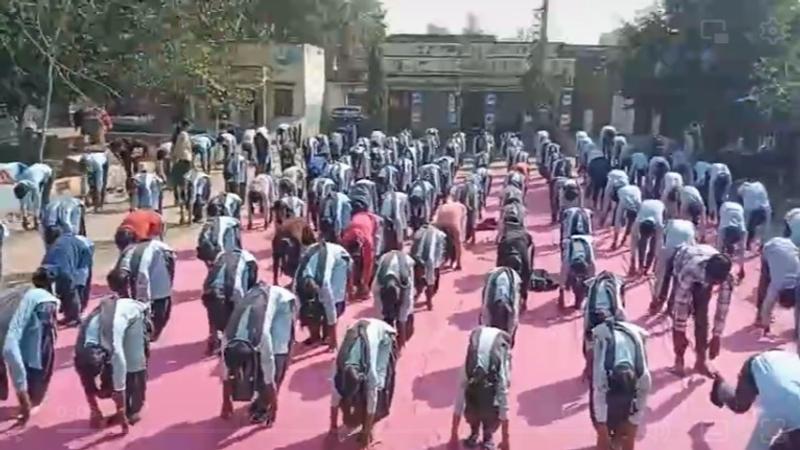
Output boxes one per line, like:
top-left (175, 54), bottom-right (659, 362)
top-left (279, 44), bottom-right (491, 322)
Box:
top-left (0, 120), bottom-right (798, 450)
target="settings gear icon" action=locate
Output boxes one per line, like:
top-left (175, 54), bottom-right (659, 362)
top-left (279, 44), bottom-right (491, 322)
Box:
top-left (760, 17), bottom-right (787, 45)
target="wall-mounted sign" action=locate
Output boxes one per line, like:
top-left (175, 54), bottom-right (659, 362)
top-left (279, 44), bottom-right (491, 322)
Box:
top-left (485, 113), bottom-right (496, 127)
top-left (411, 92), bottom-right (423, 105)
top-left (411, 110), bottom-right (422, 124)
top-left (485, 93), bottom-right (497, 107)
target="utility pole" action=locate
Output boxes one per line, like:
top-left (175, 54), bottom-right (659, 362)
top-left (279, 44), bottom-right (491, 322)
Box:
top-left (538, 0), bottom-right (549, 69)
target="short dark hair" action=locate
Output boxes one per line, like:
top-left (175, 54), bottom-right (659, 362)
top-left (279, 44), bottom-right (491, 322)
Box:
top-left (12, 183), bottom-right (28, 200)
top-left (44, 226), bottom-right (62, 245)
top-left (32, 266), bottom-right (52, 288)
top-left (107, 269), bottom-right (130, 295)
top-left (706, 254), bottom-right (732, 284)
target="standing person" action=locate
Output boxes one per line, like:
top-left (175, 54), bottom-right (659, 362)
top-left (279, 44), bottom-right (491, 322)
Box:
top-left (40, 228), bottom-right (93, 327)
top-left (0, 276), bottom-right (60, 425)
top-left (108, 239), bottom-right (176, 342)
top-left (220, 282), bottom-right (297, 425)
top-left (202, 249), bottom-right (258, 355)
top-left (710, 349), bottom-right (800, 450)
top-left (169, 120), bottom-right (194, 207)
top-left (668, 244), bottom-right (734, 376)
top-left (410, 224), bottom-right (447, 311)
top-left (241, 128), bottom-right (256, 162)
top-left (329, 319), bottom-right (398, 448)
top-left (13, 163), bottom-right (54, 231)
top-left (294, 241), bottom-right (352, 350)
top-left (738, 180), bottom-right (772, 251)
top-left (372, 250), bottom-right (416, 350)
top-left (450, 326), bottom-right (512, 450)
top-left (717, 201), bottom-right (747, 280)
top-left (755, 237), bottom-right (800, 334)
top-left (114, 209), bottom-right (164, 251)
top-left (590, 320), bottom-right (651, 450)
top-left (73, 295), bottom-right (149, 433)
top-left (649, 219), bottom-right (696, 314)
top-left (80, 151), bottom-right (110, 212)
top-left (629, 199), bottom-right (665, 276)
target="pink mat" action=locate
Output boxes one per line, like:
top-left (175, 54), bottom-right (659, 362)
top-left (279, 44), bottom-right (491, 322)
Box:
top-left (0, 171), bottom-right (794, 450)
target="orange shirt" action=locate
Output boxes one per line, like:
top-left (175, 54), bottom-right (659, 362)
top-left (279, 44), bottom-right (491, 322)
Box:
top-left (119, 210), bottom-right (163, 241)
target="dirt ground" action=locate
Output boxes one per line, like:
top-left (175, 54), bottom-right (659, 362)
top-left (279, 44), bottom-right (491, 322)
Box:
top-left (0, 170), bottom-right (227, 289)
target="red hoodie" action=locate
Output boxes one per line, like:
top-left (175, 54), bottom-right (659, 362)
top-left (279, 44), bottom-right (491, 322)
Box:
top-left (340, 211), bottom-right (379, 289)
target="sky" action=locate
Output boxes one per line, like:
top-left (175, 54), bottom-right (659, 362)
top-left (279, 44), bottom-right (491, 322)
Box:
top-left (382, 0), bottom-right (658, 45)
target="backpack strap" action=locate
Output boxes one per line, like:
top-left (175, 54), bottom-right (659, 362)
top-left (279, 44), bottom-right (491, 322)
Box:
top-left (486, 268), bottom-right (513, 310)
top-left (604, 322), bottom-right (644, 378)
top-left (336, 320), bottom-right (371, 385)
top-left (128, 243), bottom-right (150, 296)
top-left (223, 284), bottom-right (270, 344)
top-left (246, 285), bottom-right (271, 347)
top-left (98, 296), bottom-right (119, 354)
top-left (465, 328), bottom-right (482, 379)
top-left (588, 272), bottom-right (617, 318)
top-left (314, 243), bottom-right (328, 287)
top-left (377, 251), bottom-right (410, 288)
top-left (223, 251), bottom-right (243, 302)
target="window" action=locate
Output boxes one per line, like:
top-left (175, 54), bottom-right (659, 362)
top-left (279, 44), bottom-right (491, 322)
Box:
top-left (346, 93), bottom-right (363, 106)
top-left (274, 89), bottom-right (293, 117)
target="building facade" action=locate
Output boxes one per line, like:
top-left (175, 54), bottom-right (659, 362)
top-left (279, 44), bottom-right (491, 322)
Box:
top-left (227, 42), bottom-right (326, 137)
top-left (320, 34), bottom-right (621, 137)
top-left (382, 34), bottom-right (535, 134)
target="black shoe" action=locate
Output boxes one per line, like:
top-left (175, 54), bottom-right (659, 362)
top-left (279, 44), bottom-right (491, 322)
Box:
top-left (463, 434), bottom-right (480, 448)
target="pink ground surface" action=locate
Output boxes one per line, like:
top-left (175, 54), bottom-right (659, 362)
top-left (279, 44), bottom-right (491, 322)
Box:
top-left (0, 169), bottom-right (796, 450)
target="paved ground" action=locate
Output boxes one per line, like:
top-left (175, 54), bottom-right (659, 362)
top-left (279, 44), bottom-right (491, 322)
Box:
top-left (0, 166), bottom-right (796, 450)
